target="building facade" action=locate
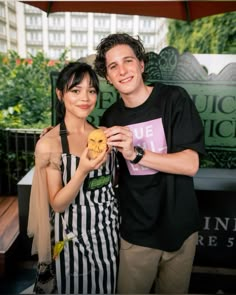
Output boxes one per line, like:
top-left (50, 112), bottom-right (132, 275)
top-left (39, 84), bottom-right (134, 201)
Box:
top-left (0, 1), bottom-right (168, 60)
top-left (0, 0), bottom-right (17, 53)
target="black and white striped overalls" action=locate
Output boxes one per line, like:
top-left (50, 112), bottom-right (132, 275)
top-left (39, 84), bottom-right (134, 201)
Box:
top-left (54, 122), bottom-right (119, 294)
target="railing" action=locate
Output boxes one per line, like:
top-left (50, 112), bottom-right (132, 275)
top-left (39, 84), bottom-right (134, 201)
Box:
top-left (0, 128), bottom-right (41, 195)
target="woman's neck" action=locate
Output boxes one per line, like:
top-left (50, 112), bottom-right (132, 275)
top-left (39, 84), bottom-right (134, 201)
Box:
top-left (64, 117), bottom-right (88, 134)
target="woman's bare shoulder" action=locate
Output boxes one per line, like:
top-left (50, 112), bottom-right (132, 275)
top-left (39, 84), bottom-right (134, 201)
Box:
top-left (35, 125), bottom-right (61, 154)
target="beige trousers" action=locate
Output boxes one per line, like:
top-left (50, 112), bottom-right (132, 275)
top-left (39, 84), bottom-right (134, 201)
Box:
top-left (117, 232), bottom-right (198, 294)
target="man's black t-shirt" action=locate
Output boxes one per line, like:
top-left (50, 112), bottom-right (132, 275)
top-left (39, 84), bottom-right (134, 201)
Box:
top-left (100, 82), bottom-right (206, 251)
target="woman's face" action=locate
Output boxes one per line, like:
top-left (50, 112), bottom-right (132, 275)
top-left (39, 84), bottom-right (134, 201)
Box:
top-left (60, 73), bottom-right (97, 120)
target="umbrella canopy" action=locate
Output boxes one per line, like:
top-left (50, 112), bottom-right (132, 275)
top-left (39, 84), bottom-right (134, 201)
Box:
top-left (22, 1), bottom-right (236, 22)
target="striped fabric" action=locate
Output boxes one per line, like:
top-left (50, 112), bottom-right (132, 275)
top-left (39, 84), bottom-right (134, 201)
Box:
top-left (53, 146), bottom-right (119, 294)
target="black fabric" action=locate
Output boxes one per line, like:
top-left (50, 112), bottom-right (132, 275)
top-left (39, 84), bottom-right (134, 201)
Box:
top-left (60, 121), bottom-right (69, 154)
top-left (34, 262), bottom-right (57, 294)
top-left (100, 82), bottom-right (206, 251)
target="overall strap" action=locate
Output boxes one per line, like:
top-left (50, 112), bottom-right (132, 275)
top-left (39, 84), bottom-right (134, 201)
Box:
top-left (60, 121), bottom-right (69, 154)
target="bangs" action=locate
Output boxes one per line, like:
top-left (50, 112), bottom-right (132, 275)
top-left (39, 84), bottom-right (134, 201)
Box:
top-left (66, 71), bottom-right (99, 93)
top-left (57, 62), bottom-right (99, 95)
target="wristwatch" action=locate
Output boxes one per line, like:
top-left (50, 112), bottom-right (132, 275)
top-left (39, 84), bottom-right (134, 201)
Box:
top-left (130, 146), bottom-right (145, 164)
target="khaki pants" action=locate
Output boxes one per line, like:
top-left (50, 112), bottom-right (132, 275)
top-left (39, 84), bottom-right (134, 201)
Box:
top-left (117, 232), bottom-right (198, 294)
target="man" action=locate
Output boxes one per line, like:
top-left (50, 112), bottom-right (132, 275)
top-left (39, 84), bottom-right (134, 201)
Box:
top-left (94, 33), bottom-right (206, 294)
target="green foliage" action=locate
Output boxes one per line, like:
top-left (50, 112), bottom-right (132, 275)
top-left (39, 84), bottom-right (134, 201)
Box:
top-left (167, 12), bottom-right (236, 54)
top-left (0, 50), bottom-right (68, 129)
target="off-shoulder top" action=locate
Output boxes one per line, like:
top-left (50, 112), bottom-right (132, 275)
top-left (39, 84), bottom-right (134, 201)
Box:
top-left (27, 152), bottom-right (61, 263)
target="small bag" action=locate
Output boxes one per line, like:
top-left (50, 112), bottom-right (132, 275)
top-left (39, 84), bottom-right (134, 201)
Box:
top-left (33, 262), bottom-right (57, 294)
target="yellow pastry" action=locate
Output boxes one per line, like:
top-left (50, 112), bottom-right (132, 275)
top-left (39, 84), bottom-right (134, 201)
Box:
top-left (88, 129), bottom-right (107, 159)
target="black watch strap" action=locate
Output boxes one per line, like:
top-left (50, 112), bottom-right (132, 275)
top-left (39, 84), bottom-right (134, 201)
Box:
top-left (130, 146), bottom-right (145, 164)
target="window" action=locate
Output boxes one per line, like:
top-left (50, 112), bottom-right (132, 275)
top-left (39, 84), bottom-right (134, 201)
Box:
top-left (27, 47), bottom-right (40, 57)
top-left (10, 28), bottom-right (17, 40)
top-left (71, 48), bottom-right (87, 60)
top-left (49, 32), bottom-right (65, 43)
top-left (139, 34), bottom-right (155, 47)
top-left (117, 16), bottom-right (132, 31)
top-left (0, 4), bottom-right (5, 18)
top-left (0, 22), bottom-right (6, 34)
top-left (26, 31), bottom-right (42, 42)
top-left (94, 16), bottom-right (110, 30)
top-left (48, 16), bottom-right (65, 29)
top-left (25, 15), bottom-right (42, 27)
top-left (71, 16), bottom-right (87, 30)
top-left (71, 32), bottom-right (87, 44)
top-left (0, 40), bottom-right (7, 52)
top-left (48, 47), bottom-right (65, 59)
top-left (9, 10), bottom-right (16, 24)
top-left (94, 33), bottom-right (108, 46)
top-left (139, 17), bottom-right (155, 31)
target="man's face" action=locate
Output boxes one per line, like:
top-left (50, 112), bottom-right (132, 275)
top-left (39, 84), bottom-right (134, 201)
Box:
top-left (105, 44), bottom-right (144, 96)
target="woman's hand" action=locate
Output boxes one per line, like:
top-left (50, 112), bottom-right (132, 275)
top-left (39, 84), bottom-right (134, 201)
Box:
top-left (78, 147), bottom-right (107, 175)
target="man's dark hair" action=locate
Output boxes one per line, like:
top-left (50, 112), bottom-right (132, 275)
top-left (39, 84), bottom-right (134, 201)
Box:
top-left (94, 33), bottom-right (147, 79)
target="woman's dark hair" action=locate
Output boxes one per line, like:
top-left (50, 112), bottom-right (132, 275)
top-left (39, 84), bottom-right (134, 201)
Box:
top-left (56, 62), bottom-right (99, 121)
top-left (94, 33), bottom-right (147, 79)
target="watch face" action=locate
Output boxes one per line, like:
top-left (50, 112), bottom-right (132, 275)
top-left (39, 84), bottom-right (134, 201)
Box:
top-left (130, 146), bottom-right (144, 164)
top-left (136, 146), bottom-right (144, 156)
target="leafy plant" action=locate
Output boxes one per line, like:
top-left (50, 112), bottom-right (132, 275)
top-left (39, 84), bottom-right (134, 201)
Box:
top-left (167, 12), bottom-right (236, 54)
top-left (0, 49), bottom-right (68, 129)
top-left (0, 50), bottom-right (68, 194)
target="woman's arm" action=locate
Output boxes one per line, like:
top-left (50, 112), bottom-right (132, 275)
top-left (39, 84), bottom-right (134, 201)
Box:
top-left (46, 147), bottom-right (107, 213)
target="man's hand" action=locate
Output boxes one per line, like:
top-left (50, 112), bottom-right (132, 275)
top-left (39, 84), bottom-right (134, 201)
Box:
top-left (104, 126), bottom-right (136, 161)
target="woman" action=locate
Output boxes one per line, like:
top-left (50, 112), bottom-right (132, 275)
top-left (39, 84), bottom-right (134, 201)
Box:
top-left (28, 62), bottom-right (119, 294)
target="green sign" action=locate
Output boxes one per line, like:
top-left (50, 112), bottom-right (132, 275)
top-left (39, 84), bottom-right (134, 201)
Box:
top-left (153, 81), bottom-right (236, 150)
top-left (191, 83), bottom-right (235, 150)
top-left (87, 81), bottom-right (119, 126)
